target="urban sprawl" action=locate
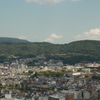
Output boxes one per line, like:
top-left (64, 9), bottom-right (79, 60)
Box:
top-left (0, 55), bottom-right (100, 100)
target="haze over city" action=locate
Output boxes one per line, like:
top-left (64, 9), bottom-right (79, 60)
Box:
top-left (0, 0), bottom-right (100, 44)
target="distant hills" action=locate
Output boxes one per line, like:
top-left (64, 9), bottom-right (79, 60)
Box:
top-left (0, 37), bottom-right (100, 64)
top-left (0, 37), bottom-right (29, 43)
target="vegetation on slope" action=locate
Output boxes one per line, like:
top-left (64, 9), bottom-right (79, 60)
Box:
top-left (0, 39), bottom-right (100, 64)
top-left (0, 37), bottom-right (29, 43)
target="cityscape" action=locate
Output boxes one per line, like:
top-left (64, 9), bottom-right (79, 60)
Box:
top-left (0, 54), bottom-right (100, 100)
top-left (1, 0), bottom-right (100, 99)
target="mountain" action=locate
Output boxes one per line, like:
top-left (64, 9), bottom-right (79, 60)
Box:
top-left (0, 39), bottom-right (100, 64)
top-left (0, 37), bottom-right (29, 43)
top-left (66, 40), bottom-right (100, 53)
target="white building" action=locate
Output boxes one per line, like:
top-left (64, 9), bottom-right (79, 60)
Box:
top-left (49, 94), bottom-right (65, 100)
top-left (39, 96), bottom-right (48, 100)
top-left (83, 91), bottom-right (90, 99)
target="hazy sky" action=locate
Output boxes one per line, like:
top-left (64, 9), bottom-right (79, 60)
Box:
top-left (0, 0), bottom-right (100, 44)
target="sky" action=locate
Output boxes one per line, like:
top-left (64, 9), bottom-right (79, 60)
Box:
top-left (0, 0), bottom-right (100, 44)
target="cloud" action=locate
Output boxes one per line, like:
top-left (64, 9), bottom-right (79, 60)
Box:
top-left (44, 38), bottom-right (54, 42)
top-left (50, 33), bottom-right (62, 38)
top-left (18, 36), bottom-right (27, 40)
top-left (43, 33), bottom-right (63, 43)
top-left (25, 0), bottom-right (82, 4)
top-left (26, 0), bottom-right (63, 4)
top-left (71, 0), bottom-right (81, 1)
top-left (75, 28), bottom-right (100, 40)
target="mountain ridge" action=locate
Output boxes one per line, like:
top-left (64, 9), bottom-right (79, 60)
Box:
top-left (0, 38), bottom-right (100, 64)
top-left (0, 37), bottom-right (29, 43)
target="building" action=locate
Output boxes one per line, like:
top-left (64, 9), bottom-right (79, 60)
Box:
top-left (66, 93), bottom-right (74, 100)
top-left (48, 94), bottom-right (65, 100)
top-left (82, 91), bottom-right (90, 99)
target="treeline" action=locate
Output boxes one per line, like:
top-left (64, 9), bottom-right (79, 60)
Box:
top-left (32, 70), bottom-right (67, 77)
top-left (91, 76), bottom-right (100, 80)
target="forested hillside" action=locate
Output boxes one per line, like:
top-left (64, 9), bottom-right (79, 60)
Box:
top-left (0, 37), bottom-right (29, 43)
top-left (0, 39), bottom-right (100, 64)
